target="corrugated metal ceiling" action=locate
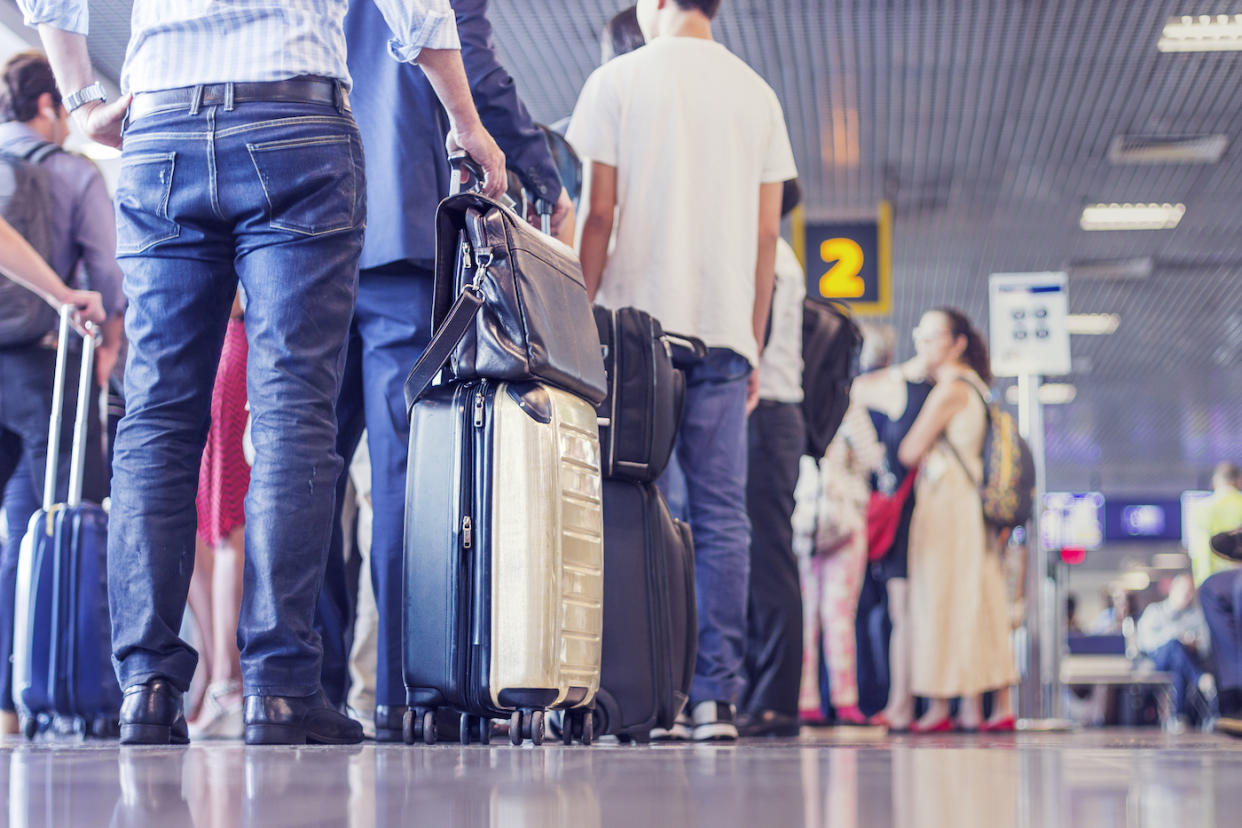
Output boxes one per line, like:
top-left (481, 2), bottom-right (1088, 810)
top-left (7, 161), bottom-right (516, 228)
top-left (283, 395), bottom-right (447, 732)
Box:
top-left (7, 0), bottom-right (1241, 493)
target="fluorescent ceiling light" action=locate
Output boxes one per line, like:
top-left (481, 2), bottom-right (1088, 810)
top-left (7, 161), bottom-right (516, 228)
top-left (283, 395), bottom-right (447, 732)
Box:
top-left (1080, 203), bottom-right (1185, 231)
top-left (1109, 134), bottom-right (1228, 164)
top-left (1158, 14), bottom-right (1242, 52)
top-left (1067, 256), bottom-right (1154, 281)
top-left (1065, 313), bottom-right (1120, 336)
top-left (1004, 383), bottom-right (1078, 406)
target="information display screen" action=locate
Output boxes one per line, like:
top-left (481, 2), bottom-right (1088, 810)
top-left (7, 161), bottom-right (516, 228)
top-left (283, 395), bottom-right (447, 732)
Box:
top-left (1041, 492), bottom-right (1104, 553)
top-left (1103, 498), bottom-right (1183, 541)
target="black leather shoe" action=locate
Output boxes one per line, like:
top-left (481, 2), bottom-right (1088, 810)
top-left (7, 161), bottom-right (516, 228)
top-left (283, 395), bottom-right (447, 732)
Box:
top-left (119, 679), bottom-right (190, 745)
top-left (244, 692), bottom-right (364, 745)
top-left (737, 710), bottom-right (801, 739)
top-left (374, 705), bottom-right (407, 743)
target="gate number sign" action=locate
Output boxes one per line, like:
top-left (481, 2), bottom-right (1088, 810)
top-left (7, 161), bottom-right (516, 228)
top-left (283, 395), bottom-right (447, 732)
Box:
top-left (800, 203), bottom-right (891, 316)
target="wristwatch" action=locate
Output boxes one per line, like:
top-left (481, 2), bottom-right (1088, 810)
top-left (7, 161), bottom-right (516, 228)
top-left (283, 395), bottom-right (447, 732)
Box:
top-left (64, 82), bottom-right (107, 114)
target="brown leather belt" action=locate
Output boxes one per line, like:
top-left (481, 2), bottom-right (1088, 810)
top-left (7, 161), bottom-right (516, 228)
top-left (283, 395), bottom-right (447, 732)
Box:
top-left (128, 76), bottom-right (349, 123)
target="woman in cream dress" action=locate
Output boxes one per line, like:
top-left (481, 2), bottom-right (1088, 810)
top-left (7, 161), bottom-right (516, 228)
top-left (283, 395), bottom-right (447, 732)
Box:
top-left (898, 308), bottom-right (1017, 732)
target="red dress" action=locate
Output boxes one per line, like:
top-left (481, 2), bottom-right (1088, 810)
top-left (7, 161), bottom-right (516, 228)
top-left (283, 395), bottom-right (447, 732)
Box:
top-left (196, 318), bottom-right (250, 546)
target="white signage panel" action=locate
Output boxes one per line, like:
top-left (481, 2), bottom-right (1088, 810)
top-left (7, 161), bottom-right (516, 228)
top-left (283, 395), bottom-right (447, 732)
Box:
top-left (989, 272), bottom-right (1071, 378)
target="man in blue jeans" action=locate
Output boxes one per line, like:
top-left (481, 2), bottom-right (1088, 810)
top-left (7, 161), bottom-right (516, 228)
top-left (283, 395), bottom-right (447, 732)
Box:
top-left (23, 0), bottom-right (505, 745)
top-left (568, 0), bottom-right (796, 740)
top-left (321, 0), bottom-right (573, 740)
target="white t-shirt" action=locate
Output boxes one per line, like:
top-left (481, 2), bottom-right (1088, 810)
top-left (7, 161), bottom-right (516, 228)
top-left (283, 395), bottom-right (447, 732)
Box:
top-left (758, 238), bottom-right (806, 403)
top-left (567, 37), bottom-right (798, 367)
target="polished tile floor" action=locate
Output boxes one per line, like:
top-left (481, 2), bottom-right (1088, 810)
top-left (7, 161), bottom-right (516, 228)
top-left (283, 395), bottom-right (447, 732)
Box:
top-left (2, 729), bottom-right (1240, 828)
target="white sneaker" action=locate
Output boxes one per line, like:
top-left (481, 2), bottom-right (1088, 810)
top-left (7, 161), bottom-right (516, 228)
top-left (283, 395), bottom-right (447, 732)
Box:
top-left (650, 711), bottom-right (692, 742)
top-left (187, 680), bottom-right (243, 740)
top-left (690, 701), bottom-right (738, 742)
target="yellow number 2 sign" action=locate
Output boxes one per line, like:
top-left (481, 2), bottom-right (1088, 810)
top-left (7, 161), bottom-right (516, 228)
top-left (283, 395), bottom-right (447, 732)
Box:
top-left (797, 202), bottom-right (891, 316)
top-left (818, 237), bottom-right (866, 299)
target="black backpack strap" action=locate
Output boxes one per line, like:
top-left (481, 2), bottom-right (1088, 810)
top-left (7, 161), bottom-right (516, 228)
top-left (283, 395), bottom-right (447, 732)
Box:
top-left (23, 141), bottom-right (61, 164)
top-left (402, 285), bottom-right (485, 412)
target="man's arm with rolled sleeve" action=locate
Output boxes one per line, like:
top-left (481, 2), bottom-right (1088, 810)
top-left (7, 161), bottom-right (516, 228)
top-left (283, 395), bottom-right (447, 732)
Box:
top-left (455, 0), bottom-right (571, 238)
top-left (370, 0), bottom-right (507, 198)
top-left (20, 0), bottom-right (132, 147)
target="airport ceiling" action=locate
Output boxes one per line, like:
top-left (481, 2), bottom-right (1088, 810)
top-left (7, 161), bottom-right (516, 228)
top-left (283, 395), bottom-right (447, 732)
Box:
top-left (7, 0), bottom-right (1242, 494)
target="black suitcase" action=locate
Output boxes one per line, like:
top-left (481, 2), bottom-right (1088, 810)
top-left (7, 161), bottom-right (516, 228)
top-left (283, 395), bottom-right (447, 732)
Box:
top-left (594, 479), bottom-right (697, 740)
top-left (592, 306), bottom-right (702, 483)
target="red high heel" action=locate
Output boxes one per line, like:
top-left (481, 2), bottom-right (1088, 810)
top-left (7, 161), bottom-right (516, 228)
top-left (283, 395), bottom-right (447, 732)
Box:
top-left (981, 716), bottom-right (1017, 733)
top-left (910, 716), bottom-right (953, 734)
top-left (835, 705), bottom-right (867, 725)
top-left (867, 712), bottom-right (910, 733)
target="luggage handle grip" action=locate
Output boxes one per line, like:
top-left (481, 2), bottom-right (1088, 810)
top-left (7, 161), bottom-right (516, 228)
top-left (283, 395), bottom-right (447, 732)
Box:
top-left (661, 331), bottom-right (708, 361)
top-left (43, 305), bottom-right (99, 512)
top-left (448, 151), bottom-right (487, 197)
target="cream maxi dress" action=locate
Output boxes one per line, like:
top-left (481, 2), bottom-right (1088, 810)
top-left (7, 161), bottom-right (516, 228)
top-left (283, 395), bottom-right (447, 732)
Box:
top-left (909, 371), bottom-right (1017, 698)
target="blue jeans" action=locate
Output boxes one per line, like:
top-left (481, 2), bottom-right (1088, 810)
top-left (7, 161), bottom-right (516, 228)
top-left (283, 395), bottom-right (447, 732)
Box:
top-left (1146, 640), bottom-right (1205, 719)
top-left (0, 456), bottom-right (38, 711)
top-left (1202, 570), bottom-right (1242, 692)
top-left (658, 348), bottom-right (752, 705)
top-left (319, 266), bottom-right (434, 709)
top-left (109, 99), bottom-right (365, 697)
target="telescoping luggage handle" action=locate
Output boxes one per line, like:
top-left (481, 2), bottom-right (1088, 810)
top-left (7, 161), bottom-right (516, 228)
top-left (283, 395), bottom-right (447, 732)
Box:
top-left (43, 305), bottom-right (99, 515)
top-left (402, 153), bottom-right (557, 410)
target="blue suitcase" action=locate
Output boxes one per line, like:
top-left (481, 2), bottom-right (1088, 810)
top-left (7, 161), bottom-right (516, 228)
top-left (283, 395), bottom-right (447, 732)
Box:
top-left (11, 308), bottom-right (120, 739)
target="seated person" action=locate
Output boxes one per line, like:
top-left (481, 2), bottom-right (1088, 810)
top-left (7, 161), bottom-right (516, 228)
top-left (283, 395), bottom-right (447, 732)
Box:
top-left (1203, 528), bottom-right (1242, 737)
top-left (1135, 574), bottom-right (1210, 727)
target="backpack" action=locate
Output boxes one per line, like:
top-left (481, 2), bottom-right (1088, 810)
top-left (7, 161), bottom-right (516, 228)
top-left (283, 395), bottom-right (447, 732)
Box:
top-left (946, 380), bottom-right (1036, 529)
top-left (0, 141), bottom-right (61, 347)
top-left (801, 298), bottom-right (862, 458)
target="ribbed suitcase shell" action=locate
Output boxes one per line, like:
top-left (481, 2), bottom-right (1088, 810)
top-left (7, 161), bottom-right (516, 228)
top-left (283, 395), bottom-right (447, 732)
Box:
top-left (404, 380), bottom-right (603, 722)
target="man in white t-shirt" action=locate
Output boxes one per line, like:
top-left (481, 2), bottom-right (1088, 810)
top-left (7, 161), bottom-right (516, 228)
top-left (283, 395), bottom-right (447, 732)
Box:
top-left (567, 0), bottom-right (797, 741)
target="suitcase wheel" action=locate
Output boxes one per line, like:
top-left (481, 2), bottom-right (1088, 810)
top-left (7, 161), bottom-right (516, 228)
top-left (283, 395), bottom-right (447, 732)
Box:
top-left (459, 715), bottom-right (491, 749)
top-left (458, 714), bottom-right (492, 746)
top-left (523, 709), bottom-right (545, 746)
top-left (563, 709), bottom-right (595, 747)
top-left (478, 716), bottom-right (491, 745)
top-left (21, 716), bottom-right (38, 741)
top-left (403, 707), bottom-right (439, 746)
top-left (509, 710), bottom-right (524, 746)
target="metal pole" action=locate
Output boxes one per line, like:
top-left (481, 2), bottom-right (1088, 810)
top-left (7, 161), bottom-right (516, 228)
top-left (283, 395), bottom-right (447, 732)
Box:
top-left (1017, 373), bottom-right (1056, 718)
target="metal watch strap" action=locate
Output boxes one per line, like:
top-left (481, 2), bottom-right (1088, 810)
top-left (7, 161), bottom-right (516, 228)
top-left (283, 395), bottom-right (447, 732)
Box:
top-left (64, 82), bottom-right (106, 113)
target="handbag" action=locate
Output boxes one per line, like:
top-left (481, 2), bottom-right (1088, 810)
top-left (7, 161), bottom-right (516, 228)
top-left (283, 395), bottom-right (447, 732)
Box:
top-left (403, 154), bottom-right (607, 411)
top-left (865, 466), bottom-right (918, 562)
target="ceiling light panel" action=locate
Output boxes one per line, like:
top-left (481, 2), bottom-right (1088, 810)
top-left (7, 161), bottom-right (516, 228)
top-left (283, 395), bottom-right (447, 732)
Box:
top-left (1158, 14), bottom-right (1242, 52)
top-left (1066, 314), bottom-right (1121, 335)
top-left (1108, 134), bottom-right (1228, 164)
top-left (1080, 203), bottom-right (1185, 231)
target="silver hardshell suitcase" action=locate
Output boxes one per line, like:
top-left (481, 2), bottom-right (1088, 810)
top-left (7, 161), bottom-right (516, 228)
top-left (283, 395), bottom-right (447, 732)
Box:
top-left (402, 379), bottom-right (604, 746)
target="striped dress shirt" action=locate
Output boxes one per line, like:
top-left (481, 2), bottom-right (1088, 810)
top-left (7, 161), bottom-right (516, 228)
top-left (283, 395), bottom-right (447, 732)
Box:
top-left (19, 0), bottom-right (460, 93)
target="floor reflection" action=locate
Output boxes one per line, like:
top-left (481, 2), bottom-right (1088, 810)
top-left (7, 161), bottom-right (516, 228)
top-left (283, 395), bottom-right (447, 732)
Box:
top-left (0, 732), bottom-right (1239, 828)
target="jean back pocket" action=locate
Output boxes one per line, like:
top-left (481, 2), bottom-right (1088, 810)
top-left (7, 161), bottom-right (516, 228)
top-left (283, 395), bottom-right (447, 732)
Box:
top-left (247, 135), bottom-right (359, 236)
top-left (115, 152), bottom-right (179, 256)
